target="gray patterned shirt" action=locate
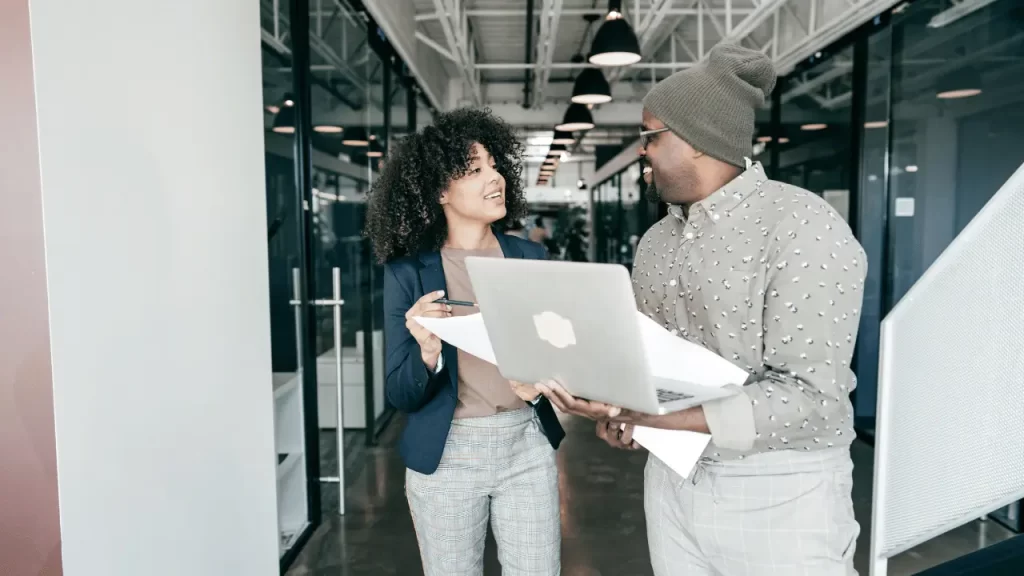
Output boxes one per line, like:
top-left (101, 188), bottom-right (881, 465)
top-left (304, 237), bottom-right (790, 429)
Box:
top-left (632, 161), bottom-right (866, 460)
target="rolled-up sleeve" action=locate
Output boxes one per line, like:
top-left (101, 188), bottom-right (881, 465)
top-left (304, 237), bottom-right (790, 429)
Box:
top-left (703, 221), bottom-right (867, 451)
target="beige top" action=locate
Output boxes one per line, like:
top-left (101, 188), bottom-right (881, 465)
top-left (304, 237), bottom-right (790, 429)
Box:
top-left (632, 160), bottom-right (866, 461)
top-left (441, 247), bottom-right (526, 418)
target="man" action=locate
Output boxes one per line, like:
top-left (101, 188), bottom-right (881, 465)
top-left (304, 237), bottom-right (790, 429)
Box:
top-left (537, 43), bottom-right (866, 575)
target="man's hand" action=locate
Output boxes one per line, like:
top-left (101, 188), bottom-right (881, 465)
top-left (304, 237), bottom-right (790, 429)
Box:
top-left (534, 380), bottom-right (620, 420)
top-left (596, 420), bottom-right (640, 450)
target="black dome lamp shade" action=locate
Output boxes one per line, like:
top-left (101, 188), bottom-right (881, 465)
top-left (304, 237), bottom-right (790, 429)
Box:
top-left (571, 67), bottom-right (612, 104)
top-left (342, 126), bottom-right (370, 146)
top-left (589, 0), bottom-right (642, 67)
top-left (556, 103), bottom-right (595, 132)
top-left (272, 105), bottom-right (296, 134)
top-left (552, 130), bottom-right (575, 145)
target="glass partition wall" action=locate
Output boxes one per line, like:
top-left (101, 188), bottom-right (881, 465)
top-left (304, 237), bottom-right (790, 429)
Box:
top-left (259, 0), bottom-right (438, 569)
top-left (773, 0), bottom-right (1024, 459)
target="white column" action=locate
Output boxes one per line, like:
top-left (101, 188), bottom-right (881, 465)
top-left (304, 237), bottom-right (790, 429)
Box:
top-left (28, 0), bottom-right (279, 574)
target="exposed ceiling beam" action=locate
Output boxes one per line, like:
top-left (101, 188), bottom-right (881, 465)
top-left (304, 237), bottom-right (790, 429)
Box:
top-left (260, 0), bottom-right (366, 94)
top-left (533, 0), bottom-right (564, 107)
top-left (775, 0), bottom-right (903, 74)
top-left (430, 0), bottom-right (482, 106)
top-left (415, 30), bottom-right (456, 62)
top-left (781, 60), bottom-right (852, 103)
top-left (719, 0), bottom-right (788, 44)
top-left (616, 0), bottom-right (783, 87)
top-left (415, 7), bottom-right (755, 21)
top-left (477, 62), bottom-right (700, 70)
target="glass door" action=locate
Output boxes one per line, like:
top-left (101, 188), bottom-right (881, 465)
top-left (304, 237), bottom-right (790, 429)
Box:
top-left (260, 36), bottom-right (320, 568)
top-left (260, 0), bottom-right (420, 567)
top-left (304, 0), bottom-right (392, 520)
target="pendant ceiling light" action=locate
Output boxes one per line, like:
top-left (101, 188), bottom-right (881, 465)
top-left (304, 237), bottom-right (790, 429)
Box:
top-left (589, 0), bottom-right (642, 67)
top-left (366, 139), bottom-right (384, 158)
top-left (552, 131), bottom-right (576, 145)
top-left (571, 68), bottom-right (612, 104)
top-left (935, 68), bottom-right (982, 99)
top-left (272, 105), bottom-right (296, 134)
top-left (555, 103), bottom-right (595, 132)
top-left (342, 126), bottom-right (370, 146)
top-left (936, 48), bottom-right (982, 99)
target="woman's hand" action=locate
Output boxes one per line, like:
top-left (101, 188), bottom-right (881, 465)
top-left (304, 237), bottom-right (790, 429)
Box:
top-left (509, 380), bottom-right (541, 403)
top-left (405, 290), bottom-right (451, 371)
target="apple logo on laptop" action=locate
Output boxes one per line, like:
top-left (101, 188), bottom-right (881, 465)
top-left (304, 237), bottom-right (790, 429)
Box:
top-left (533, 311), bottom-right (576, 349)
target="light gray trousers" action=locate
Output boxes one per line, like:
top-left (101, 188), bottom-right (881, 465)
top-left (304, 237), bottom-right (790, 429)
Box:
top-left (645, 448), bottom-right (859, 576)
top-left (406, 407), bottom-right (561, 576)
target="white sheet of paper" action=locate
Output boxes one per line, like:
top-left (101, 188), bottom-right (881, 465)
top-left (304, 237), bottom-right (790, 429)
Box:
top-left (416, 311), bottom-right (748, 394)
top-left (635, 312), bottom-right (749, 388)
top-left (629, 425), bottom-right (711, 479)
top-left (414, 314), bottom-right (497, 364)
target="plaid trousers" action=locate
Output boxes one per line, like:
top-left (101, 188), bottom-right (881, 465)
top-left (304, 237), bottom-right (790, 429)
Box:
top-left (645, 447), bottom-right (859, 576)
top-left (406, 407), bottom-right (561, 576)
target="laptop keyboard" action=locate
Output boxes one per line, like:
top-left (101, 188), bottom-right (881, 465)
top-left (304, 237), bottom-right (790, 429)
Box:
top-left (657, 388), bottom-right (694, 403)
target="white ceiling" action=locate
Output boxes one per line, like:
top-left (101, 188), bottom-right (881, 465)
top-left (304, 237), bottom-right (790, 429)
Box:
top-left (412, 0), bottom-right (904, 111)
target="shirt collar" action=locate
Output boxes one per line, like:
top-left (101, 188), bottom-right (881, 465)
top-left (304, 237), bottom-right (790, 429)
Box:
top-left (669, 158), bottom-right (766, 223)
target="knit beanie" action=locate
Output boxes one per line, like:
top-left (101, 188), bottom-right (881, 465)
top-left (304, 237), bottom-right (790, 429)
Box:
top-left (642, 43), bottom-right (776, 168)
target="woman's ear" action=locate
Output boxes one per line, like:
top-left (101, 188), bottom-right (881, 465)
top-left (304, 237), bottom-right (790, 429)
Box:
top-left (439, 190), bottom-right (448, 205)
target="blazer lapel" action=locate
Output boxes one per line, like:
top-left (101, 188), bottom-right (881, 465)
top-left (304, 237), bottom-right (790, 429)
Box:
top-left (495, 232), bottom-right (524, 260)
top-left (417, 251), bottom-right (446, 295)
top-left (417, 251), bottom-right (458, 394)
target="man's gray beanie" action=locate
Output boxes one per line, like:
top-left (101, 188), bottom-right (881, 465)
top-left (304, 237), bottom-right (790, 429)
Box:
top-left (642, 43), bottom-right (776, 168)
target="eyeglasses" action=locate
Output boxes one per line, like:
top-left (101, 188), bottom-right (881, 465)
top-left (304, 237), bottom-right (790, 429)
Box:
top-left (639, 126), bottom-right (670, 149)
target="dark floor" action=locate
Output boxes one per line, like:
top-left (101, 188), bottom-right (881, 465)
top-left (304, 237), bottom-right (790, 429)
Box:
top-left (286, 412), bottom-right (1016, 576)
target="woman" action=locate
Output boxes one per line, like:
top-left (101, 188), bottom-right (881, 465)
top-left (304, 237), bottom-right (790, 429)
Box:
top-left (366, 108), bottom-right (564, 576)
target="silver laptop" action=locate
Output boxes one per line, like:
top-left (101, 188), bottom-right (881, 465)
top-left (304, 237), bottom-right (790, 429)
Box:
top-left (464, 256), bottom-right (707, 415)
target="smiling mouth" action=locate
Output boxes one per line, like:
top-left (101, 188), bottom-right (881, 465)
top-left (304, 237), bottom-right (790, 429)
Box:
top-left (484, 191), bottom-right (502, 200)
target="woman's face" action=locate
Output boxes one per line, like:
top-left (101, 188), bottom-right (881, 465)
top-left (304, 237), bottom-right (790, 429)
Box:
top-left (440, 142), bottom-right (507, 225)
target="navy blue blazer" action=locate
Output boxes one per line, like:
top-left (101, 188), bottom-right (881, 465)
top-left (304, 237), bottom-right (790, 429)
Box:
top-left (383, 233), bottom-right (566, 475)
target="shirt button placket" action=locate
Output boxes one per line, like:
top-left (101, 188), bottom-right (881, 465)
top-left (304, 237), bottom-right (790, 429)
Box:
top-left (671, 214), bottom-right (700, 331)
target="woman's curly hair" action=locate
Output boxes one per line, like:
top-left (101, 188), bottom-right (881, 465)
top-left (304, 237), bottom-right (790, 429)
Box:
top-left (365, 107), bottom-right (527, 264)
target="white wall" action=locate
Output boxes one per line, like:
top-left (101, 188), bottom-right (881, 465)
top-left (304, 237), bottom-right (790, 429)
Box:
top-left (29, 1), bottom-right (279, 574)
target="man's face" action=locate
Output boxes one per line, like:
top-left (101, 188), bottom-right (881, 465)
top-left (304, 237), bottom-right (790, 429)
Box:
top-left (639, 109), bottom-right (702, 205)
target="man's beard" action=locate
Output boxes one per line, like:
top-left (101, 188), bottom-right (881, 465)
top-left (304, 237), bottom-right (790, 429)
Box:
top-left (645, 162), bottom-right (699, 205)
top-left (644, 177), bottom-right (660, 203)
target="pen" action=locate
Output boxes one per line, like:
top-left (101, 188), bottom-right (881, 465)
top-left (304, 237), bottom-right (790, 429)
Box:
top-left (434, 298), bottom-right (477, 308)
